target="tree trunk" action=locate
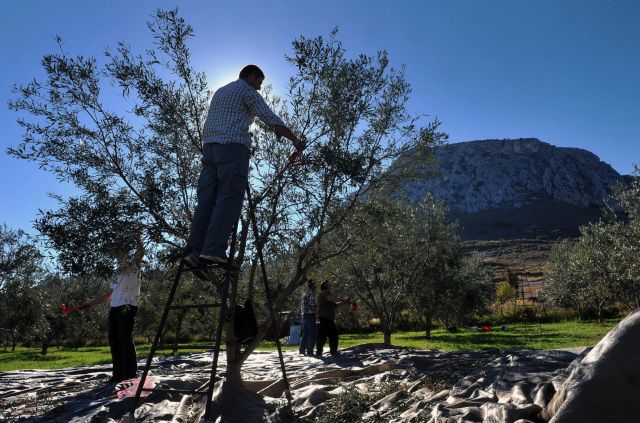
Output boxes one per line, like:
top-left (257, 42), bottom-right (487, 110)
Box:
top-left (576, 303), bottom-right (584, 321)
top-left (424, 313), bottom-right (433, 340)
top-left (40, 337), bottom-right (50, 356)
top-left (381, 316), bottom-right (392, 345)
top-left (383, 329), bottom-right (392, 345)
top-left (224, 308), bottom-right (243, 388)
top-left (173, 311), bottom-right (185, 354)
top-left (225, 356), bottom-right (243, 387)
top-left (597, 301), bottom-right (604, 323)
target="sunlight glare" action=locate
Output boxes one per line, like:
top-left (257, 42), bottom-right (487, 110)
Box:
top-left (207, 68), bottom-right (239, 92)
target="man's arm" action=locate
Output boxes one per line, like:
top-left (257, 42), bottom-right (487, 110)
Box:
top-left (274, 125), bottom-right (304, 151)
top-left (326, 294), bottom-right (351, 305)
top-left (245, 89), bottom-right (304, 151)
top-left (77, 289), bottom-right (113, 310)
top-left (133, 228), bottom-right (145, 269)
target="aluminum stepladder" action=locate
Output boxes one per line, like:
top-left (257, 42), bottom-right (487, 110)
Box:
top-left (128, 185), bottom-right (291, 421)
top-left (127, 222), bottom-right (239, 421)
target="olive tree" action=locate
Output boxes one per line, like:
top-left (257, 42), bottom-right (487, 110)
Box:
top-left (9, 10), bottom-right (446, 390)
top-left (544, 168), bottom-right (640, 319)
top-left (0, 225), bottom-right (44, 350)
top-left (222, 30), bottom-right (446, 384)
top-left (326, 195), bottom-right (454, 344)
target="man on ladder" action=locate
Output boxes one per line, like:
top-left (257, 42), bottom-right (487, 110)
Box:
top-left (128, 64), bottom-right (301, 422)
top-left (182, 64), bottom-right (304, 276)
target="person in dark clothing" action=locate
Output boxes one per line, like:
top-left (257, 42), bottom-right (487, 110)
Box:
top-left (68, 231), bottom-right (145, 384)
top-left (316, 280), bottom-right (350, 357)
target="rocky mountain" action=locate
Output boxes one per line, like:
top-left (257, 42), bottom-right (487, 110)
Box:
top-left (403, 138), bottom-right (626, 240)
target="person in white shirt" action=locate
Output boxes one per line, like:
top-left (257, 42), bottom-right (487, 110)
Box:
top-left (72, 231), bottom-right (145, 384)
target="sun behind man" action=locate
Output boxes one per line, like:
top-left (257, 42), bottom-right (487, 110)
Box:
top-left (183, 65), bottom-right (303, 275)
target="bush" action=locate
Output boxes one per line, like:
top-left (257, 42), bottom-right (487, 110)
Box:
top-left (311, 384), bottom-right (369, 423)
top-left (477, 303), bottom-right (582, 325)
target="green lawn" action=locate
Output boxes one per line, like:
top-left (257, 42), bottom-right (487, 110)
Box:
top-left (0, 319), bottom-right (620, 372)
top-left (0, 344), bottom-right (184, 372)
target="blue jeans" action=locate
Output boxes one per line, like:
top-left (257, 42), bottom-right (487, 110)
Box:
top-left (187, 143), bottom-right (250, 257)
top-left (299, 314), bottom-right (317, 355)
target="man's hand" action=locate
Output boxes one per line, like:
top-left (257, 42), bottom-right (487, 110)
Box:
top-left (293, 137), bottom-right (305, 152)
top-left (62, 304), bottom-right (82, 316)
top-left (289, 149), bottom-right (305, 166)
top-left (274, 126), bottom-right (305, 151)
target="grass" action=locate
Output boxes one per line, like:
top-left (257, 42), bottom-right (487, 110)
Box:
top-left (0, 319), bottom-right (620, 372)
top-left (0, 344), bottom-right (201, 372)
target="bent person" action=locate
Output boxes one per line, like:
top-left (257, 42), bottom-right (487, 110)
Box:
top-left (316, 280), bottom-right (350, 357)
top-left (183, 64), bottom-right (303, 275)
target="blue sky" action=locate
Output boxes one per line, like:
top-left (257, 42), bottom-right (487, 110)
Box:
top-left (1, 0), bottom-right (639, 234)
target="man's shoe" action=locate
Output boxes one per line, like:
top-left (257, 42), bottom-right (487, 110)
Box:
top-left (199, 254), bottom-right (228, 265)
top-left (182, 251), bottom-right (201, 268)
top-left (107, 375), bottom-right (124, 384)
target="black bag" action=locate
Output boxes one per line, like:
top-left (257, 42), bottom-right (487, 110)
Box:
top-left (234, 299), bottom-right (257, 344)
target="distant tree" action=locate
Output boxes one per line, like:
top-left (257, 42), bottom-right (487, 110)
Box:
top-left (544, 167), bottom-right (640, 319)
top-left (408, 196), bottom-right (466, 339)
top-left (0, 225), bottom-right (40, 282)
top-left (617, 167), bottom-right (640, 217)
top-left (544, 240), bottom-right (590, 319)
top-left (434, 254), bottom-right (494, 328)
top-left (576, 223), bottom-right (617, 321)
top-left (544, 225), bottom-right (616, 322)
top-left (496, 280), bottom-right (517, 305)
top-left (401, 207), bottom-right (493, 338)
top-left (35, 189), bottom-right (143, 275)
top-left (609, 167), bottom-right (640, 309)
top-left (0, 225), bottom-right (43, 350)
top-left (328, 195), bottom-right (449, 345)
top-left (328, 193), bottom-right (493, 343)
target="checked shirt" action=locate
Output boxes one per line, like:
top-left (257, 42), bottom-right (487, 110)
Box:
top-left (203, 79), bottom-right (285, 149)
top-left (300, 290), bottom-right (317, 316)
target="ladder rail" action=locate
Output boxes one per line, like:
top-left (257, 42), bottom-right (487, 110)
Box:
top-left (246, 187), bottom-right (292, 403)
top-left (130, 263), bottom-right (185, 413)
top-left (127, 180), bottom-right (295, 420)
top-left (204, 223), bottom-right (239, 418)
top-left (129, 224), bottom-right (240, 419)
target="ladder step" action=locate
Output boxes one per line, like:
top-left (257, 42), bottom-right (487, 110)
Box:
top-left (141, 388), bottom-right (208, 395)
top-left (156, 344), bottom-right (214, 351)
top-left (182, 263), bottom-right (240, 272)
top-left (169, 303), bottom-right (220, 310)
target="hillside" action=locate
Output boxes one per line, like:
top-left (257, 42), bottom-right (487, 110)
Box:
top-left (403, 138), bottom-right (627, 291)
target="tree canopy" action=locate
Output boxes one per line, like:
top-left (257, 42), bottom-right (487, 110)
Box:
top-left (8, 9), bottom-right (448, 384)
